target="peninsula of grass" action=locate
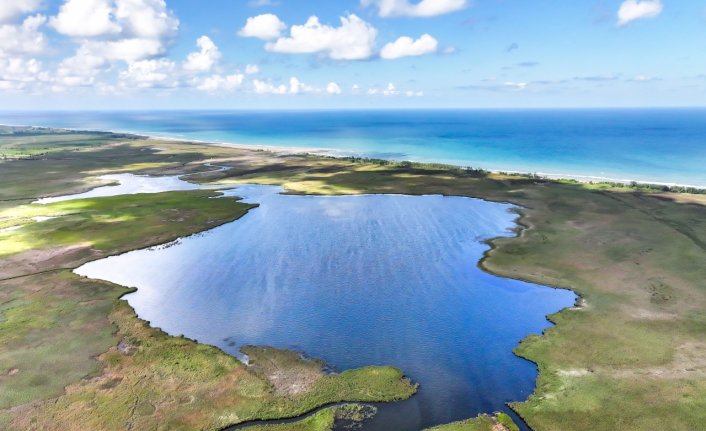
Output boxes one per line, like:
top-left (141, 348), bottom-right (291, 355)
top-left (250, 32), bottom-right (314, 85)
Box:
top-left (1, 127), bottom-right (705, 431)
top-left (423, 413), bottom-right (519, 431)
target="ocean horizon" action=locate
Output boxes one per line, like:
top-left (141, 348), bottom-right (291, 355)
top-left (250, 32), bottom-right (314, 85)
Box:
top-left (2, 108), bottom-right (705, 188)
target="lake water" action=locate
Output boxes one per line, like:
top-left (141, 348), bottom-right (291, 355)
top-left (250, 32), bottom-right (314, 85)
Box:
top-left (2, 109), bottom-right (705, 187)
top-left (75, 181), bottom-right (576, 430)
top-left (35, 173), bottom-right (204, 204)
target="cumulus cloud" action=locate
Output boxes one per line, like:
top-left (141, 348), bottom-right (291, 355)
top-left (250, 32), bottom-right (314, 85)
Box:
top-left (265, 14), bottom-right (377, 60)
top-left (245, 64), bottom-right (260, 74)
top-left (81, 38), bottom-right (168, 62)
top-left (114, 0), bottom-right (179, 39)
top-left (197, 73), bottom-right (245, 92)
top-left (55, 46), bottom-right (110, 87)
top-left (383, 82), bottom-right (397, 95)
top-left (253, 79), bottom-right (288, 94)
top-left (239, 13), bottom-right (286, 40)
top-left (0, 15), bottom-right (47, 57)
top-left (0, 0), bottom-right (42, 24)
top-left (629, 75), bottom-right (661, 82)
top-left (504, 81), bottom-right (528, 90)
top-left (326, 82), bottom-right (342, 94)
top-left (50, 0), bottom-right (178, 62)
top-left (50, 0), bottom-right (121, 37)
top-left (252, 76), bottom-right (321, 95)
top-left (617, 0), bottom-right (663, 26)
top-left (380, 33), bottom-right (438, 60)
top-left (367, 82), bottom-right (422, 96)
top-left (184, 36), bottom-right (221, 72)
top-left (362, 0), bottom-right (467, 17)
top-left (0, 57), bottom-right (46, 91)
top-left (119, 58), bottom-right (177, 88)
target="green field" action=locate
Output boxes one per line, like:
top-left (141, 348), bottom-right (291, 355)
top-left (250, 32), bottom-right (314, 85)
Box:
top-left (0, 130), bottom-right (417, 431)
top-left (1, 128), bottom-right (705, 430)
top-left (423, 413), bottom-right (519, 431)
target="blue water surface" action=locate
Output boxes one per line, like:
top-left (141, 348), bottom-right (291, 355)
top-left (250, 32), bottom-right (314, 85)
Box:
top-left (2, 109), bottom-right (705, 186)
top-left (76, 184), bottom-right (576, 430)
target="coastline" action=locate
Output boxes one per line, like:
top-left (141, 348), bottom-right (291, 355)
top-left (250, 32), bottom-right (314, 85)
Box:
top-left (3, 123), bottom-right (704, 190)
top-left (3, 126), bottom-right (705, 431)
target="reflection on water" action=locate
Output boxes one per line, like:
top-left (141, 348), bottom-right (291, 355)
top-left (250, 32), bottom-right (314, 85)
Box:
top-left (35, 173), bottom-right (204, 204)
top-left (76, 183), bottom-right (576, 431)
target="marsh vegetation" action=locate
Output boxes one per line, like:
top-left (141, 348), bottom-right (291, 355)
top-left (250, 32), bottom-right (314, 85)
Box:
top-left (1, 128), bottom-right (705, 430)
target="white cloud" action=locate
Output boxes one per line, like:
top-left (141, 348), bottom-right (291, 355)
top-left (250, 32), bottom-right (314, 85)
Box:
top-left (50, 0), bottom-right (178, 62)
top-left (289, 76), bottom-right (302, 94)
top-left (114, 0), bottom-right (179, 39)
top-left (630, 75), bottom-right (660, 82)
top-left (50, 0), bottom-right (121, 37)
top-left (197, 73), bottom-right (245, 92)
top-left (326, 82), bottom-right (342, 94)
top-left (367, 82), bottom-right (422, 97)
top-left (184, 36), bottom-right (221, 72)
top-left (383, 82), bottom-right (397, 96)
top-left (504, 81), bottom-right (528, 90)
top-left (81, 38), bottom-right (167, 62)
top-left (245, 64), bottom-right (260, 74)
top-left (253, 79), bottom-right (288, 94)
top-left (617, 0), bottom-right (663, 26)
top-left (239, 13), bottom-right (286, 40)
top-left (252, 76), bottom-right (317, 95)
top-left (362, 0), bottom-right (467, 17)
top-left (0, 15), bottom-right (47, 57)
top-left (0, 57), bottom-right (45, 91)
top-left (55, 46), bottom-right (110, 87)
top-left (0, 0), bottom-right (42, 24)
top-left (119, 58), bottom-right (177, 88)
top-left (380, 33), bottom-right (438, 60)
top-left (265, 14), bottom-right (377, 60)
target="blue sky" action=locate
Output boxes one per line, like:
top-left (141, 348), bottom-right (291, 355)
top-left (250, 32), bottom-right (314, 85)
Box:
top-left (0, 0), bottom-right (704, 109)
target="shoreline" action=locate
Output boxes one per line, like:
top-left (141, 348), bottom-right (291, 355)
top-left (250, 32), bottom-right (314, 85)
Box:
top-left (67, 175), bottom-right (560, 431)
top-left (3, 123), bottom-right (705, 190)
top-left (4, 127), bottom-right (704, 431)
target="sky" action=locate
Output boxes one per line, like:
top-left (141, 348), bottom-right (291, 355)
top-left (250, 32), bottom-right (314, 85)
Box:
top-left (0, 0), bottom-right (705, 109)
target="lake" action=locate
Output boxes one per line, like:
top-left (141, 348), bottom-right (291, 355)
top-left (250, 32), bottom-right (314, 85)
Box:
top-left (74, 179), bottom-right (576, 430)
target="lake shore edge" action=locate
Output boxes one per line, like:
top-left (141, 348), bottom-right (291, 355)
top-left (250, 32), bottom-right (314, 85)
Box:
top-left (2, 127), bottom-right (704, 431)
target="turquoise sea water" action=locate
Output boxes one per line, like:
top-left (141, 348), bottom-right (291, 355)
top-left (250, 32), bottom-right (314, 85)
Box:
top-left (1, 109), bottom-right (705, 187)
top-left (75, 181), bottom-right (576, 431)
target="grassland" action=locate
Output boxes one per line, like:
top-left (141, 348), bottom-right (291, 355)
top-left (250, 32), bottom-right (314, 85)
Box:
top-left (0, 130), bottom-right (417, 431)
top-left (1, 128), bottom-right (705, 431)
top-left (423, 413), bottom-right (519, 431)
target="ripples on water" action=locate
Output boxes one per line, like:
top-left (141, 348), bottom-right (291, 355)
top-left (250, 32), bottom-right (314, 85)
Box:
top-left (74, 178), bottom-right (576, 431)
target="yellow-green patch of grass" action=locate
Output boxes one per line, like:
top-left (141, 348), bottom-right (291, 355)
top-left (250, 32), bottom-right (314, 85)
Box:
top-left (15, 299), bottom-right (416, 431)
top-left (424, 413), bottom-right (519, 431)
top-left (239, 407), bottom-right (336, 431)
top-left (513, 374), bottom-right (706, 431)
top-left (0, 271), bottom-right (123, 409)
top-left (0, 190), bottom-right (255, 258)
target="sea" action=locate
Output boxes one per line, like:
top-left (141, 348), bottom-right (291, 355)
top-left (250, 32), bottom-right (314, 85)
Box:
top-left (1, 108), bottom-right (704, 187)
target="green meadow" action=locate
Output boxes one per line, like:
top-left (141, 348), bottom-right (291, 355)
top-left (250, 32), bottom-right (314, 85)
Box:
top-left (1, 128), bottom-right (705, 430)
